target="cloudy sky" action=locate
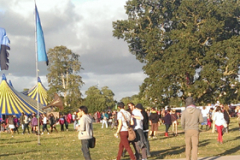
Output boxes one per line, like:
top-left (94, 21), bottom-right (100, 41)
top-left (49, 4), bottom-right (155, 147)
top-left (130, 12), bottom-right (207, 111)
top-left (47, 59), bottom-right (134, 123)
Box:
top-left (0, 0), bottom-right (147, 101)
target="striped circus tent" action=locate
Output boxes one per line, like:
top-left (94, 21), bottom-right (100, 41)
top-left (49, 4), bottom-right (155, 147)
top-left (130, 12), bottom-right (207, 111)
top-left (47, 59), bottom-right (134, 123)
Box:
top-left (28, 77), bottom-right (47, 106)
top-left (0, 74), bottom-right (43, 117)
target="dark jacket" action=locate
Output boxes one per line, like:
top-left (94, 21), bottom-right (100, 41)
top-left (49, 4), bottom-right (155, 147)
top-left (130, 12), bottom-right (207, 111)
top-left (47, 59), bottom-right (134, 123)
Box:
top-left (149, 111), bottom-right (159, 123)
top-left (171, 113), bottom-right (178, 122)
top-left (141, 111), bottom-right (149, 130)
top-left (223, 110), bottom-right (230, 124)
top-left (164, 113), bottom-right (172, 125)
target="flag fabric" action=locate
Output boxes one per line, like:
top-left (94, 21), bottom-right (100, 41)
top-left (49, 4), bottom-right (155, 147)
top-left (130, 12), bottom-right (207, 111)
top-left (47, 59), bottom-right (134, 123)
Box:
top-left (0, 27), bottom-right (10, 70)
top-left (35, 4), bottom-right (48, 65)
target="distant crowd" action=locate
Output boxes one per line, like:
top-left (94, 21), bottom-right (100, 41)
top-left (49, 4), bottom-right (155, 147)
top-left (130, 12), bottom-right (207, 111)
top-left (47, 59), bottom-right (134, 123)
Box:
top-left (1, 101), bottom-right (240, 160)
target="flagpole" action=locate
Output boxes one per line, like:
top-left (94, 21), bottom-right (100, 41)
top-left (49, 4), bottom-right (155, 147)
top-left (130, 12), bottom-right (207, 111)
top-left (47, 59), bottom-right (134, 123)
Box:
top-left (34, 0), bottom-right (41, 145)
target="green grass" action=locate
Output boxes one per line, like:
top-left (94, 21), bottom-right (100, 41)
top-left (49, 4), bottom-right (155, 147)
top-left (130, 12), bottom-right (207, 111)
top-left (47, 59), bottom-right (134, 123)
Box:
top-left (0, 118), bottom-right (239, 160)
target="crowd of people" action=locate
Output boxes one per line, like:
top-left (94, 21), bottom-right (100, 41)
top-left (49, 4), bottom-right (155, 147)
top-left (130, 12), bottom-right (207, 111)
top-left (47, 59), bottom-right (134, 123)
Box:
top-left (0, 112), bottom-right (76, 137)
top-left (1, 99), bottom-right (240, 160)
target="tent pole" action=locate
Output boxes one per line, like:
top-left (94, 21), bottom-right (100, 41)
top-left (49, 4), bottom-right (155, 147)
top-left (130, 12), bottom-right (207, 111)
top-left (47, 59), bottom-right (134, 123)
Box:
top-left (34, 0), bottom-right (41, 145)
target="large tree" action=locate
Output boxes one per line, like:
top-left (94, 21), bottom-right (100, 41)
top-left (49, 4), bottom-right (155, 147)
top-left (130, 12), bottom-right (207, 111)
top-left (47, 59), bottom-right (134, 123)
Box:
top-left (47, 46), bottom-right (84, 112)
top-left (113, 0), bottom-right (240, 105)
top-left (83, 86), bottom-right (115, 113)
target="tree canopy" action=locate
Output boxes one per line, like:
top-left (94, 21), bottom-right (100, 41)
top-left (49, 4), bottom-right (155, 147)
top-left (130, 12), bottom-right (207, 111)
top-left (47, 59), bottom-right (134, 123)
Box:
top-left (83, 86), bottom-right (115, 113)
top-left (47, 46), bottom-right (84, 113)
top-left (113, 0), bottom-right (240, 106)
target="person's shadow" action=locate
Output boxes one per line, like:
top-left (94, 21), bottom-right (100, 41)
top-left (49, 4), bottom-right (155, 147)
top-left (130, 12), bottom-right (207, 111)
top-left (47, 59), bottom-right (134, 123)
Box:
top-left (151, 139), bottom-right (210, 159)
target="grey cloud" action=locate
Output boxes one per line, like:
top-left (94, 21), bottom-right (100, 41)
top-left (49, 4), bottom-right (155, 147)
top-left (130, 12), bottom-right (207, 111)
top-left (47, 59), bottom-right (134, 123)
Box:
top-left (0, 0), bottom-right (146, 101)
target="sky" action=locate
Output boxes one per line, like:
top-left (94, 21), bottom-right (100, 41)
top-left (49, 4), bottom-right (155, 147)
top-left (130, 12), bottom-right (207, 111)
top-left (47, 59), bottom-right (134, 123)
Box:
top-left (0, 0), bottom-right (147, 101)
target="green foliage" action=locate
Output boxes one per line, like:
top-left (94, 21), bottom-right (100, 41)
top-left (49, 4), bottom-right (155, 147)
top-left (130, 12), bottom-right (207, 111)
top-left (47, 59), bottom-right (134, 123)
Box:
top-left (47, 46), bottom-right (84, 113)
top-left (113, 0), bottom-right (240, 106)
top-left (83, 86), bottom-right (115, 113)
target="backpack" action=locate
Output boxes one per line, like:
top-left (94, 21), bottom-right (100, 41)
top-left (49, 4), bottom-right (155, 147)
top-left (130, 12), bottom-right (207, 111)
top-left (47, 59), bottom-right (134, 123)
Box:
top-left (59, 118), bottom-right (64, 125)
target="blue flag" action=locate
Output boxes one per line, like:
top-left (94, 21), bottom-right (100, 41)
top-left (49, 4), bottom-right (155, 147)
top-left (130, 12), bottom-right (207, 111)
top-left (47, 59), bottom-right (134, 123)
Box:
top-left (0, 27), bottom-right (10, 70)
top-left (35, 4), bottom-right (48, 65)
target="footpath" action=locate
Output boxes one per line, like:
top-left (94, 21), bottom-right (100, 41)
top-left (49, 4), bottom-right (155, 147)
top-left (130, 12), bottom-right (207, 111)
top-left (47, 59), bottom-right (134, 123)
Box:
top-left (157, 155), bottom-right (240, 160)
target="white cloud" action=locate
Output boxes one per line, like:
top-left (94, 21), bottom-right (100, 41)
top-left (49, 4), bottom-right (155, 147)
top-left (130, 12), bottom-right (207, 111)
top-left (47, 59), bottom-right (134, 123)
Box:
top-left (0, 0), bottom-right (146, 101)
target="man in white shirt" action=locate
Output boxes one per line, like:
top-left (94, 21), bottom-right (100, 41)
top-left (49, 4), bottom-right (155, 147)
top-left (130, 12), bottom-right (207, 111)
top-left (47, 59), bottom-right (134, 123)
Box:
top-left (114, 102), bottom-right (136, 160)
top-left (132, 104), bottom-right (147, 160)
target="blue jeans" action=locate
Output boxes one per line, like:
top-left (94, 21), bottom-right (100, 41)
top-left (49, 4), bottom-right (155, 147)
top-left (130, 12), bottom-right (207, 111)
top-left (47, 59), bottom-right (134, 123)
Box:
top-left (81, 139), bottom-right (92, 160)
top-left (42, 124), bottom-right (49, 133)
top-left (143, 131), bottom-right (151, 156)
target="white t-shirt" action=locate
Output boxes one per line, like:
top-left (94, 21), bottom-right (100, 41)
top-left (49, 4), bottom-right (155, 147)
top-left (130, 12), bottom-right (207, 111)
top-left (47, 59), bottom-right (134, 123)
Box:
top-left (132, 109), bottom-right (143, 130)
top-left (201, 108), bottom-right (208, 117)
top-left (43, 117), bottom-right (48, 124)
top-left (117, 109), bottom-right (131, 132)
top-left (214, 112), bottom-right (226, 126)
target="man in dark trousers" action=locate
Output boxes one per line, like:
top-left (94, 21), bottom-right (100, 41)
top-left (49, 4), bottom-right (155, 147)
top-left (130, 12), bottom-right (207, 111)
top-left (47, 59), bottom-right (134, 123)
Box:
top-left (181, 97), bottom-right (203, 160)
top-left (77, 106), bottom-right (93, 160)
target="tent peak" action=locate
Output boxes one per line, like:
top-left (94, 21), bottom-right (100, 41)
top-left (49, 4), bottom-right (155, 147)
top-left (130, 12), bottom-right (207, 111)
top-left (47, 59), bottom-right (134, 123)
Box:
top-left (2, 74), bottom-right (6, 81)
top-left (9, 80), bottom-right (13, 87)
top-left (38, 77), bottom-right (41, 83)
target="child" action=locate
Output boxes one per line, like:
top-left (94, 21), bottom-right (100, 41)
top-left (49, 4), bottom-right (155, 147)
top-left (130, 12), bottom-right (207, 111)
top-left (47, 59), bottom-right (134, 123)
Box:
top-left (59, 115), bottom-right (65, 131)
top-left (207, 114), bottom-right (211, 130)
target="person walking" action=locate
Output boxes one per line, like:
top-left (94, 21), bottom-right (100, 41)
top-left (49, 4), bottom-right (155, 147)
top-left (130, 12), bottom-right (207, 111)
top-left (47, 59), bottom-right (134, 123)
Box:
top-left (31, 113), bottom-right (38, 134)
top-left (64, 114), bottom-right (70, 131)
top-left (59, 115), bottom-right (65, 131)
top-left (171, 109), bottom-right (178, 136)
top-left (223, 105), bottom-right (230, 133)
top-left (13, 115), bottom-right (19, 134)
top-left (181, 97), bottom-right (203, 160)
top-left (7, 115), bottom-right (15, 137)
top-left (101, 112), bottom-right (108, 128)
top-left (23, 114), bottom-right (30, 134)
top-left (214, 106), bottom-right (226, 144)
top-left (77, 106), bottom-right (93, 160)
top-left (41, 114), bottom-right (49, 134)
top-left (72, 112), bottom-right (77, 129)
top-left (201, 106), bottom-right (208, 130)
top-left (138, 103), bottom-right (151, 158)
top-left (20, 112), bottom-right (25, 130)
top-left (114, 102), bottom-right (136, 160)
top-left (164, 108), bottom-right (172, 137)
top-left (132, 104), bottom-right (147, 160)
top-left (149, 107), bottom-right (159, 138)
top-left (49, 113), bottom-right (58, 133)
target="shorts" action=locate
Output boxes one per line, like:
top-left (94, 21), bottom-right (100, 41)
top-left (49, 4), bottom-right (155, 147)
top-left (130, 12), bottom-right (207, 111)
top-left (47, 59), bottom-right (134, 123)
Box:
top-left (9, 124), bottom-right (15, 129)
top-left (151, 123), bottom-right (158, 131)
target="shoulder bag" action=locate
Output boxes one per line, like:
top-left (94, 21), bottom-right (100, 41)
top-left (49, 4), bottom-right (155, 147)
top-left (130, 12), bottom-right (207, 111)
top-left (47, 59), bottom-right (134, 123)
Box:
top-left (89, 122), bottom-right (96, 148)
top-left (121, 112), bottom-right (136, 141)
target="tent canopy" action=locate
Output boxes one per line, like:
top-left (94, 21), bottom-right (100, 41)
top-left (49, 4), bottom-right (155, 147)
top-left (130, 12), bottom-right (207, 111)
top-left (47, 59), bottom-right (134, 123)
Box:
top-left (28, 77), bottom-right (48, 106)
top-left (0, 74), bottom-right (43, 117)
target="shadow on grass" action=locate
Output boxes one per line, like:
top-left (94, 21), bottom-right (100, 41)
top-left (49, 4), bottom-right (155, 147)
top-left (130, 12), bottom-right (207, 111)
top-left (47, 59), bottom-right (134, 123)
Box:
top-left (0, 149), bottom-right (38, 157)
top-left (151, 139), bottom-right (210, 159)
top-left (228, 127), bottom-right (240, 132)
top-left (217, 144), bottom-right (240, 156)
top-left (227, 136), bottom-right (240, 142)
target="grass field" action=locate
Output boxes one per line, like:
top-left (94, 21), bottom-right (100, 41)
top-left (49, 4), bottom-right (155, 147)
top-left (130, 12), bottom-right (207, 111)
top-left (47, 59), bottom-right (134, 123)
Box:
top-left (0, 118), bottom-right (239, 160)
